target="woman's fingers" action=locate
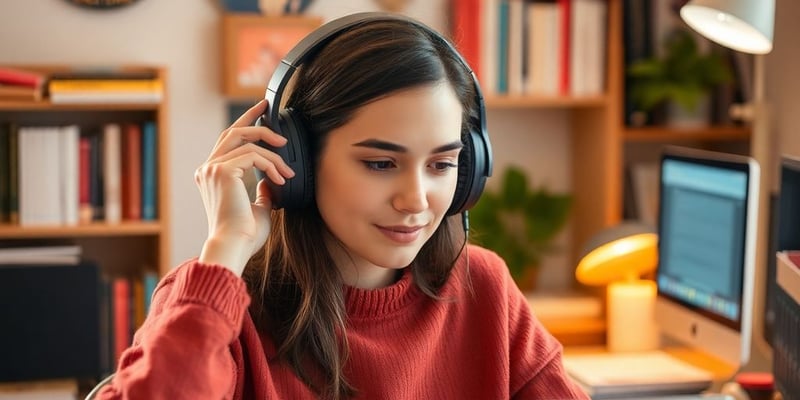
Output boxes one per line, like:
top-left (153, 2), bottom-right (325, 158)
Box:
top-left (231, 99), bottom-right (268, 129)
top-left (211, 142), bottom-right (295, 180)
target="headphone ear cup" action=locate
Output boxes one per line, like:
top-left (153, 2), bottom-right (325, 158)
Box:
top-left (448, 126), bottom-right (488, 216)
top-left (256, 108), bottom-right (314, 209)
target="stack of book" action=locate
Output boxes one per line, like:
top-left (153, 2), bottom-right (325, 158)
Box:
top-left (48, 69), bottom-right (163, 104)
top-left (0, 67), bottom-right (45, 102)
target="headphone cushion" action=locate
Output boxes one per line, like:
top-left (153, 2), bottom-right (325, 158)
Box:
top-left (449, 129), bottom-right (476, 216)
top-left (262, 108), bottom-right (315, 209)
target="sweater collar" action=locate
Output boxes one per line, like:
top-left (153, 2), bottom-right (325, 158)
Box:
top-left (343, 267), bottom-right (422, 319)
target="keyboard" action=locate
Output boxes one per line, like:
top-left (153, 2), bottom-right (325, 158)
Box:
top-left (563, 350), bottom-right (714, 399)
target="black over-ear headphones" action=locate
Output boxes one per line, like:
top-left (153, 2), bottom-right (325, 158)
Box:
top-left (255, 12), bottom-right (493, 216)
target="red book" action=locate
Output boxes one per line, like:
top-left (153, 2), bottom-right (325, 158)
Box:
top-left (451, 0), bottom-right (481, 82)
top-left (78, 137), bottom-right (93, 224)
top-left (558, 0), bottom-right (572, 95)
top-left (113, 278), bottom-right (131, 364)
top-left (0, 67), bottom-right (45, 89)
top-left (121, 124), bottom-right (142, 220)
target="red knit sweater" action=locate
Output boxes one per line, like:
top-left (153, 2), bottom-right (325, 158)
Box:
top-left (98, 245), bottom-right (588, 399)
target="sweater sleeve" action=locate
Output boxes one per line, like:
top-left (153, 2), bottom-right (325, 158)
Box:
top-left (505, 274), bottom-right (589, 399)
top-left (97, 260), bottom-right (251, 400)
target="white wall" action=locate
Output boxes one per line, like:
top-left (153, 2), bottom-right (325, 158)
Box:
top-left (767, 0), bottom-right (800, 160)
top-left (0, 0), bottom-right (574, 288)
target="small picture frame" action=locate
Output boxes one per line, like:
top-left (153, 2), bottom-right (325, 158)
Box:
top-left (221, 14), bottom-right (321, 99)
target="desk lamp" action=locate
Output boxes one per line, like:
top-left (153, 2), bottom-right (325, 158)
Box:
top-left (576, 222), bottom-right (658, 352)
top-left (680, 0), bottom-right (776, 358)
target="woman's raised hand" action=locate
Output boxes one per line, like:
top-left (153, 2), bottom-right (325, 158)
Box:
top-left (196, 100), bottom-right (295, 276)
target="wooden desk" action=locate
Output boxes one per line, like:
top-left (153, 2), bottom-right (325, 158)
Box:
top-left (539, 316), bottom-right (607, 347)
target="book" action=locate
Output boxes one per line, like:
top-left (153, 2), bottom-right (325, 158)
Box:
top-left (496, 0), bottom-right (510, 94)
top-left (7, 122), bottom-right (18, 224)
top-left (0, 245), bottom-right (82, 265)
top-left (141, 121), bottom-right (157, 220)
top-left (569, 0), bottom-right (607, 96)
top-left (18, 127), bottom-right (63, 226)
top-left (143, 270), bottom-right (158, 315)
top-left (78, 135), bottom-right (93, 224)
top-left (49, 79), bottom-right (162, 92)
top-left (0, 123), bottom-right (8, 222)
top-left (89, 132), bottom-right (104, 221)
top-left (121, 123), bottom-right (142, 220)
top-left (0, 84), bottom-right (42, 101)
top-left (104, 124), bottom-right (122, 224)
top-left (49, 68), bottom-right (157, 81)
top-left (0, 262), bottom-right (100, 382)
top-left (60, 125), bottom-right (80, 226)
top-left (480, 0), bottom-right (499, 94)
top-left (451, 0), bottom-right (482, 82)
top-left (113, 278), bottom-right (131, 364)
top-left (0, 67), bottom-right (45, 89)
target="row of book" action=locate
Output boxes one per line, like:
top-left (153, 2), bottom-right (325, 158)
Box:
top-left (0, 121), bottom-right (158, 226)
top-left (451, 0), bottom-right (607, 97)
top-left (0, 245), bottom-right (158, 385)
top-left (0, 67), bottom-right (163, 104)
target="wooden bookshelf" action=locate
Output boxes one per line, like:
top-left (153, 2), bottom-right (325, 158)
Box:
top-left (0, 65), bottom-right (171, 276)
top-left (0, 222), bottom-right (163, 238)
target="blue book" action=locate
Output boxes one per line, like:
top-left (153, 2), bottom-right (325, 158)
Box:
top-left (143, 270), bottom-right (158, 315)
top-left (497, 0), bottom-right (509, 94)
top-left (141, 121), bottom-right (157, 221)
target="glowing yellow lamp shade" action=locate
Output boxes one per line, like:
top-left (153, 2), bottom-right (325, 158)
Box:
top-left (576, 230), bottom-right (658, 286)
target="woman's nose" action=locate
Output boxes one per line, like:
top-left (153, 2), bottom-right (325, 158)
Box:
top-left (392, 170), bottom-right (429, 214)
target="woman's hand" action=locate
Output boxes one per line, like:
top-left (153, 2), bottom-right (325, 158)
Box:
top-left (196, 100), bottom-right (294, 276)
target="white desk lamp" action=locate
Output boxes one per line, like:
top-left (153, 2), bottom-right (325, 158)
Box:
top-left (680, 0), bottom-right (776, 358)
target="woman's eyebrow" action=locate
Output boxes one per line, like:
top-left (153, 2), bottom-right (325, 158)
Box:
top-left (352, 139), bottom-right (464, 154)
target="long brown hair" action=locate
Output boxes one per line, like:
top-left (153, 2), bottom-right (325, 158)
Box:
top-left (242, 17), bottom-right (477, 399)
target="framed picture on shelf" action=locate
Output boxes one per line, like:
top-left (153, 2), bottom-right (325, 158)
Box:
top-left (221, 14), bottom-right (321, 99)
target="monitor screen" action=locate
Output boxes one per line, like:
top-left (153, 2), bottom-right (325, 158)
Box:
top-left (655, 147), bottom-right (759, 367)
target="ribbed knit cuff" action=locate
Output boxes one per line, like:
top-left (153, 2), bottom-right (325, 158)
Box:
top-left (173, 262), bottom-right (251, 332)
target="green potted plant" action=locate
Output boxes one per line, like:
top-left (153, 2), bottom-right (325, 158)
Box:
top-left (627, 28), bottom-right (733, 126)
top-left (469, 166), bottom-right (572, 291)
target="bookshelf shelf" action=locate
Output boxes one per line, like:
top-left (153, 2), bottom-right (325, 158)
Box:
top-left (485, 94), bottom-right (607, 109)
top-left (0, 222), bottom-right (163, 238)
top-left (624, 126), bottom-right (751, 142)
top-left (0, 100), bottom-right (160, 111)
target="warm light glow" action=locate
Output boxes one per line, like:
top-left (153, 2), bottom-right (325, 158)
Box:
top-left (681, 4), bottom-right (773, 54)
top-left (575, 233), bottom-right (658, 286)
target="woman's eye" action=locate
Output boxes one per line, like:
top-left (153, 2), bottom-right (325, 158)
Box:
top-left (363, 160), bottom-right (396, 171)
top-left (432, 162), bottom-right (458, 172)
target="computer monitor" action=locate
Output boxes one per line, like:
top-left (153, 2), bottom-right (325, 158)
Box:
top-left (654, 146), bottom-right (759, 367)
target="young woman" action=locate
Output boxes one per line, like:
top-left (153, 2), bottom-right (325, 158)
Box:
top-left (98, 14), bottom-right (589, 400)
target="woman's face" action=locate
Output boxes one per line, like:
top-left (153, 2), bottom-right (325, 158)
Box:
top-left (316, 82), bottom-right (463, 289)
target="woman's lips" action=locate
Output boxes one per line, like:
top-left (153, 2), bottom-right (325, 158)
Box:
top-left (376, 225), bottom-right (424, 244)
